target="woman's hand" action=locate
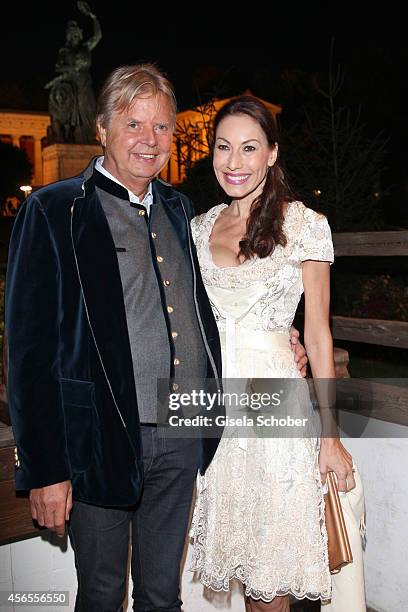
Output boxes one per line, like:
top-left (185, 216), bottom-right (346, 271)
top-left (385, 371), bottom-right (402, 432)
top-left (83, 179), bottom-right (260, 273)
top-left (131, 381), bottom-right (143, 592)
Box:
top-left (77, 1), bottom-right (93, 16)
top-left (319, 438), bottom-right (355, 492)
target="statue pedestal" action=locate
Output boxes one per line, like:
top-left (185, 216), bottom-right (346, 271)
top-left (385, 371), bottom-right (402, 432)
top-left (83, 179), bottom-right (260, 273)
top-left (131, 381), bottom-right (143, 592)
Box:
top-left (42, 143), bottom-right (102, 185)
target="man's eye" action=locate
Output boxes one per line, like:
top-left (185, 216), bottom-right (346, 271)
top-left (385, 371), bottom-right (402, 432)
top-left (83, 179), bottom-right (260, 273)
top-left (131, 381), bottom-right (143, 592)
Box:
top-left (155, 124), bottom-right (169, 132)
top-left (129, 122), bottom-right (139, 129)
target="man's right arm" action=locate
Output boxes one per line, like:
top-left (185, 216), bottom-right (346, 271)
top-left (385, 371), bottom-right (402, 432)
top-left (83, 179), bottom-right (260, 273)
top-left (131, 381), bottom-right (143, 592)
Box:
top-left (5, 197), bottom-right (72, 508)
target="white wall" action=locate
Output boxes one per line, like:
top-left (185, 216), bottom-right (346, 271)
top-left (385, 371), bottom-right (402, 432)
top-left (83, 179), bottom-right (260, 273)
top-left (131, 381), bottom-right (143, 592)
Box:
top-left (0, 534), bottom-right (245, 612)
top-left (339, 413), bottom-right (408, 612)
top-left (0, 533), bottom-right (76, 612)
top-left (1, 421), bottom-right (407, 612)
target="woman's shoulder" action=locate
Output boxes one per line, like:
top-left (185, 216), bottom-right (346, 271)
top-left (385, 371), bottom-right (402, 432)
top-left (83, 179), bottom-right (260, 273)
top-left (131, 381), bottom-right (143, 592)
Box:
top-left (287, 200), bottom-right (326, 219)
top-left (191, 203), bottom-right (227, 234)
top-left (192, 203), bottom-right (227, 225)
top-left (286, 200), bottom-right (331, 230)
top-left (287, 202), bottom-right (333, 263)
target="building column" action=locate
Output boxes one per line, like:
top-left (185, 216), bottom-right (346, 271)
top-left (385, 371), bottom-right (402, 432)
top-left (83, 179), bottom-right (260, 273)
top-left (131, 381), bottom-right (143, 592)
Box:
top-left (33, 137), bottom-right (43, 186)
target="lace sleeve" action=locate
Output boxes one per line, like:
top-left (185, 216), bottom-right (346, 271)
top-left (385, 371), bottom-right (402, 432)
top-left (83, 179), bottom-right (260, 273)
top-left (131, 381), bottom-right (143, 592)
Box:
top-left (298, 208), bottom-right (334, 265)
top-left (190, 215), bottom-right (200, 246)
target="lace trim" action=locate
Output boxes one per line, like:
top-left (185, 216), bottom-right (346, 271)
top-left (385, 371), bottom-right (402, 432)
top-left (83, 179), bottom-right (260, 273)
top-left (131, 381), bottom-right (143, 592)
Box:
top-left (190, 449), bottom-right (331, 603)
top-left (190, 201), bottom-right (334, 332)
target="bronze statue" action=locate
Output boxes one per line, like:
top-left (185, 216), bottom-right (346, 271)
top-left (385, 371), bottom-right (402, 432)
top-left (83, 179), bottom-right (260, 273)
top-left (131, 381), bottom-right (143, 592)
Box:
top-left (45, 1), bottom-right (102, 144)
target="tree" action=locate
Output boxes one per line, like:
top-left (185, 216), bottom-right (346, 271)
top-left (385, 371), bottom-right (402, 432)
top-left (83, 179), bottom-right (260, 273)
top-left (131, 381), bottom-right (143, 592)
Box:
top-left (178, 43), bottom-right (388, 228)
top-left (282, 42), bottom-right (388, 231)
top-left (176, 97), bottom-right (223, 214)
top-left (0, 142), bottom-right (32, 202)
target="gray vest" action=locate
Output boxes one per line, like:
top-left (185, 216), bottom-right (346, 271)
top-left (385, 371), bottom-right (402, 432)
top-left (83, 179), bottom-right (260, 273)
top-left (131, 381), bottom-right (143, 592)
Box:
top-left (97, 182), bottom-right (207, 423)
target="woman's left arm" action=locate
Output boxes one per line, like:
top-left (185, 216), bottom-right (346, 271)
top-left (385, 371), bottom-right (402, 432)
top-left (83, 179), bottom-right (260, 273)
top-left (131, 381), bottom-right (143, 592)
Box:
top-left (302, 260), bottom-right (355, 492)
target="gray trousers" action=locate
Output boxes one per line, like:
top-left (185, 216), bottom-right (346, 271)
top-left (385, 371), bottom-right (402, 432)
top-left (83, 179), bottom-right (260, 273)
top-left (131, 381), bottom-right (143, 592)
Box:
top-left (68, 426), bottom-right (200, 611)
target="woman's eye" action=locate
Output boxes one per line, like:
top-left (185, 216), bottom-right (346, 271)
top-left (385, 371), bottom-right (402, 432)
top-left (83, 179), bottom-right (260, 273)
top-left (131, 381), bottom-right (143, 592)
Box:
top-left (217, 144), bottom-right (229, 151)
top-left (243, 145), bottom-right (256, 152)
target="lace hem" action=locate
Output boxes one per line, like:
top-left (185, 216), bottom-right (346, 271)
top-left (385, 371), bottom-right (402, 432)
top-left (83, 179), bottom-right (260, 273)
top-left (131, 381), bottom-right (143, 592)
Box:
top-left (190, 563), bottom-right (331, 603)
top-left (190, 445), bottom-right (331, 604)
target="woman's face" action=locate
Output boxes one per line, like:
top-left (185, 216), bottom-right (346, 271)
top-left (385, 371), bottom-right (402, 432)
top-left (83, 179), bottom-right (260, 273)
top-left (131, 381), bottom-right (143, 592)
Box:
top-left (213, 113), bottom-right (277, 201)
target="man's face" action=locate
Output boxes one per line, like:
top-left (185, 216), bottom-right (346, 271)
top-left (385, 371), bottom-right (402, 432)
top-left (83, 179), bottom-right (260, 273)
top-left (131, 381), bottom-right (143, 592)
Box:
top-left (98, 93), bottom-right (174, 198)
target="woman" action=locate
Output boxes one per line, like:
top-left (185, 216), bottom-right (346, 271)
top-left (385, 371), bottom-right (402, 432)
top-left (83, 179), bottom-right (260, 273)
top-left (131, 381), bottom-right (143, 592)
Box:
top-left (190, 96), bottom-right (355, 611)
top-left (45, 1), bottom-right (101, 144)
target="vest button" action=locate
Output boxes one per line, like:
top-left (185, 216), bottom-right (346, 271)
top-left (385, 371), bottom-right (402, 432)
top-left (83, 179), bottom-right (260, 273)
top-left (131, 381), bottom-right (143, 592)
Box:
top-left (164, 280), bottom-right (171, 287)
top-left (172, 382), bottom-right (179, 391)
top-left (167, 306), bottom-right (174, 313)
top-left (174, 358), bottom-right (181, 366)
top-left (172, 331), bottom-right (178, 339)
top-left (157, 255), bottom-right (164, 263)
top-left (151, 232), bottom-right (157, 239)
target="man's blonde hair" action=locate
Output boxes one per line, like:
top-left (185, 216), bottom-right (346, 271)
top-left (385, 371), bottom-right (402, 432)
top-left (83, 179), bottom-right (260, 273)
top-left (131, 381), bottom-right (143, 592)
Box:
top-left (96, 63), bottom-right (177, 128)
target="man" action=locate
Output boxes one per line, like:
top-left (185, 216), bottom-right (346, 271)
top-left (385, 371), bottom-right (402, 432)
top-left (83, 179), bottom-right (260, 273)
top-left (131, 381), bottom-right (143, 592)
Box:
top-left (6, 64), bottom-right (307, 611)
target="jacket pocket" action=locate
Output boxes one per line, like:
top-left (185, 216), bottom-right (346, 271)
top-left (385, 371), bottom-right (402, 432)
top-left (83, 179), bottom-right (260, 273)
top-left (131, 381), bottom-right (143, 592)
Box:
top-left (60, 378), bottom-right (95, 473)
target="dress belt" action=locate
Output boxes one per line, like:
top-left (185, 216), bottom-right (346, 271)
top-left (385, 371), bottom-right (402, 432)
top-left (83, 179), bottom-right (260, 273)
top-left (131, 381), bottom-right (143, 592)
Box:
top-left (220, 325), bottom-right (291, 378)
top-left (219, 326), bottom-right (292, 451)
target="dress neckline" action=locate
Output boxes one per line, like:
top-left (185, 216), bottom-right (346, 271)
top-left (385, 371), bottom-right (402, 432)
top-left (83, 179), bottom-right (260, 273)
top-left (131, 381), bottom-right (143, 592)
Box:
top-left (207, 201), bottom-right (297, 270)
top-left (208, 204), bottom-right (247, 270)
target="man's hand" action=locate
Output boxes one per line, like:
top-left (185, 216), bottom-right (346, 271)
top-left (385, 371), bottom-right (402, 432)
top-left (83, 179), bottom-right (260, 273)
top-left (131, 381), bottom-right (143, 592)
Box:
top-left (30, 481), bottom-right (73, 538)
top-left (289, 326), bottom-right (308, 377)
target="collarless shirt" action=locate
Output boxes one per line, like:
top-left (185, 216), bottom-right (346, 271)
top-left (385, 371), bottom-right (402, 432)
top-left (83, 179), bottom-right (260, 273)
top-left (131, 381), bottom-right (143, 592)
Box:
top-left (95, 156), bottom-right (154, 215)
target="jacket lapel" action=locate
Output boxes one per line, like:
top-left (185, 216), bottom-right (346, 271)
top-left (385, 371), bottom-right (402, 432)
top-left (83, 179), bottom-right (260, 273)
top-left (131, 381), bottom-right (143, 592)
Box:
top-left (153, 181), bottom-right (189, 253)
top-left (70, 183), bottom-right (139, 425)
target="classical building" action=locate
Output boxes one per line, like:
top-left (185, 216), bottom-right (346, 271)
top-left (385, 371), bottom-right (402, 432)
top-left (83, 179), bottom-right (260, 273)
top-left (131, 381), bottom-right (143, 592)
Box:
top-left (1, 93), bottom-right (281, 190)
top-left (0, 110), bottom-right (50, 187)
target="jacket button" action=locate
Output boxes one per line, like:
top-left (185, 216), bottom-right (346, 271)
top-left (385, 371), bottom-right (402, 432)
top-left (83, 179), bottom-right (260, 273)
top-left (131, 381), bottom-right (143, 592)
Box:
top-left (167, 306), bottom-right (174, 313)
top-left (172, 331), bottom-right (178, 339)
top-left (151, 232), bottom-right (157, 239)
top-left (157, 255), bottom-right (164, 263)
top-left (14, 447), bottom-right (20, 467)
top-left (138, 210), bottom-right (146, 216)
top-left (172, 382), bottom-right (179, 391)
top-left (163, 280), bottom-right (171, 287)
top-left (174, 358), bottom-right (181, 366)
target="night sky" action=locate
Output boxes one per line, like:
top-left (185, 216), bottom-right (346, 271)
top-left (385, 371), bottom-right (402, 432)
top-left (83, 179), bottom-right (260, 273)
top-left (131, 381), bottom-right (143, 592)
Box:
top-left (1, 2), bottom-right (407, 220)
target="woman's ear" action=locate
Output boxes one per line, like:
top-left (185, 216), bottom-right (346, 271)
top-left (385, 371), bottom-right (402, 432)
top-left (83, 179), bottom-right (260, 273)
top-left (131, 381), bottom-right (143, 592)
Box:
top-left (268, 143), bottom-right (278, 167)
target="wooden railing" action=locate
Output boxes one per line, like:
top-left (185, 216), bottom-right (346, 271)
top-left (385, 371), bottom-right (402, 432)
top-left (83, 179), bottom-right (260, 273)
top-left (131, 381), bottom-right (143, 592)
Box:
top-left (333, 230), bottom-right (408, 257)
top-left (331, 316), bottom-right (408, 349)
top-left (330, 230), bottom-right (408, 427)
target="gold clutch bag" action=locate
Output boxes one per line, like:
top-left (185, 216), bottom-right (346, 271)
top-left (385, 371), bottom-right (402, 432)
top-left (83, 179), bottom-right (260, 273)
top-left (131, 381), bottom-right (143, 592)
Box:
top-left (324, 471), bottom-right (353, 574)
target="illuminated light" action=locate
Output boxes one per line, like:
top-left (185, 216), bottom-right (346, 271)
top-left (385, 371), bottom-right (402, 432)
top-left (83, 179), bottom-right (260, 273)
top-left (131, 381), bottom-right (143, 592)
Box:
top-left (20, 185), bottom-right (32, 197)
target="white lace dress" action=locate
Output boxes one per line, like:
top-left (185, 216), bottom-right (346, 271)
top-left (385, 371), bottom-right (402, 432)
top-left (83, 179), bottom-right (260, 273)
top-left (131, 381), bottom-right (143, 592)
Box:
top-left (190, 201), bottom-right (334, 603)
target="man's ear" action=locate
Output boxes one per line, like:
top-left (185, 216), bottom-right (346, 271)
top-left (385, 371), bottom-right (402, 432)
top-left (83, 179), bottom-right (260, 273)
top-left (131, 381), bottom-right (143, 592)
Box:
top-left (97, 122), bottom-right (106, 147)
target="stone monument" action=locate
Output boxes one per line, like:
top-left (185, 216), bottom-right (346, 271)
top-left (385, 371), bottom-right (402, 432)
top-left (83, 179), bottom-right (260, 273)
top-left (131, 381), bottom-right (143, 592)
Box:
top-left (43, 1), bottom-right (102, 183)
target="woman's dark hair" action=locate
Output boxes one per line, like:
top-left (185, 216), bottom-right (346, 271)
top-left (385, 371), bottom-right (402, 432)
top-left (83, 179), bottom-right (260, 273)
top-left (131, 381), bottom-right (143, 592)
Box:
top-left (212, 95), bottom-right (295, 260)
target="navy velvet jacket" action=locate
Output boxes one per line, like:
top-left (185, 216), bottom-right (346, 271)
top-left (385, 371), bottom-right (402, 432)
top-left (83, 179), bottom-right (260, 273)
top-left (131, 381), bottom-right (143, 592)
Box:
top-left (5, 162), bottom-right (222, 506)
